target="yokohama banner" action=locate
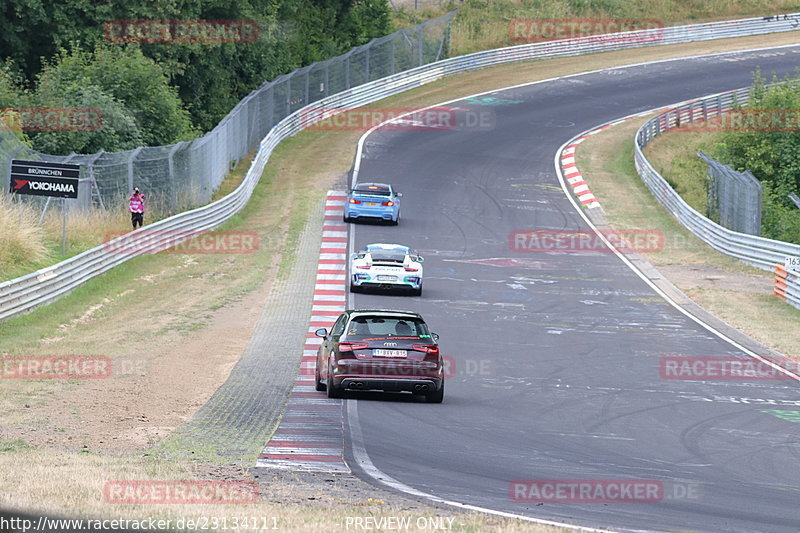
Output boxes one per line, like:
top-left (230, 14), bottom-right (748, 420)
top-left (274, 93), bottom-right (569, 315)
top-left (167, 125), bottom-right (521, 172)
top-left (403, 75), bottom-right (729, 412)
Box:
top-left (9, 160), bottom-right (80, 199)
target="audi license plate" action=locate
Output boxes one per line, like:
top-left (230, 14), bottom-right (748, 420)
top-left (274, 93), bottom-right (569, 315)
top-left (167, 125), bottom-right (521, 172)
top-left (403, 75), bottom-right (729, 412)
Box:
top-left (373, 349), bottom-right (407, 357)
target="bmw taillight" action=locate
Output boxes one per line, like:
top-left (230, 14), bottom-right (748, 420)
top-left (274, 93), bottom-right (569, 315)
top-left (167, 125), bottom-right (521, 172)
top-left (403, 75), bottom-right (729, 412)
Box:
top-left (382, 201), bottom-right (394, 206)
top-left (349, 198), bottom-right (361, 204)
top-left (412, 344), bottom-right (439, 355)
top-left (339, 342), bottom-right (368, 352)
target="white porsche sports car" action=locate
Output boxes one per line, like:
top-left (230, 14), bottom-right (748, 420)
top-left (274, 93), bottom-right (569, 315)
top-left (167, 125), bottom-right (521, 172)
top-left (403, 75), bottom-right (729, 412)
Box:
top-left (350, 243), bottom-right (424, 295)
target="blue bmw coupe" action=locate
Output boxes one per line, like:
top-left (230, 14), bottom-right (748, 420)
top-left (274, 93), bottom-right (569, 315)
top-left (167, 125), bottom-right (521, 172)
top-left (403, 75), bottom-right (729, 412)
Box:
top-left (344, 183), bottom-right (401, 225)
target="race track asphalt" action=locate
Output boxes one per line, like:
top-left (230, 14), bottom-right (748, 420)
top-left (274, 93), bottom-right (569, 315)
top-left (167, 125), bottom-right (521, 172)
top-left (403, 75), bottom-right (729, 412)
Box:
top-left (346, 46), bottom-right (800, 532)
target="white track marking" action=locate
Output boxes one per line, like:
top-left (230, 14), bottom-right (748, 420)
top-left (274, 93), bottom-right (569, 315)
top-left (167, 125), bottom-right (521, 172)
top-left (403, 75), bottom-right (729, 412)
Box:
top-left (345, 44), bottom-right (800, 530)
top-left (346, 401), bottom-right (616, 532)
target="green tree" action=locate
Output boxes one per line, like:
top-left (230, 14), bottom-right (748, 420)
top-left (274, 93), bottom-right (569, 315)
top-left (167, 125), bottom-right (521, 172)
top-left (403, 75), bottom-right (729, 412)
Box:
top-left (0, 0), bottom-right (394, 139)
top-left (28, 84), bottom-right (144, 154)
top-left (0, 61), bottom-right (31, 146)
top-left (35, 44), bottom-right (196, 145)
top-left (715, 69), bottom-right (800, 243)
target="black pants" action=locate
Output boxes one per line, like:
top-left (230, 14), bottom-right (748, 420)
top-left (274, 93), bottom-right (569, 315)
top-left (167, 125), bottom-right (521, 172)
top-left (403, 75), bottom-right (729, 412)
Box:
top-left (131, 212), bottom-right (144, 229)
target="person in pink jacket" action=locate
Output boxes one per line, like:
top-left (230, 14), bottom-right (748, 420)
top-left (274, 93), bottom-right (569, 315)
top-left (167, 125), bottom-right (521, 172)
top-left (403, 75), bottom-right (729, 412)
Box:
top-left (129, 187), bottom-right (146, 229)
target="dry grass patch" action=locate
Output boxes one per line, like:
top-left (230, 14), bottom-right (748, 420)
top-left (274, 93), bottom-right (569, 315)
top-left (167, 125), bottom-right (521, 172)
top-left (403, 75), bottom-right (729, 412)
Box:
top-left (0, 449), bottom-right (568, 533)
top-left (0, 195), bottom-right (49, 269)
top-left (396, 0), bottom-right (800, 56)
top-left (642, 128), bottom-right (721, 213)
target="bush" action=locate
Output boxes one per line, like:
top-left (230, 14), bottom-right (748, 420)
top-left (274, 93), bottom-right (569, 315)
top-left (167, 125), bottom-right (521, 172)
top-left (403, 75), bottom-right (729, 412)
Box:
top-left (35, 45), bottom-right (197, 146)
top-left (715, 70), bottom-right (800, 243)
top-left (27, 84), bottom-right (145, 154)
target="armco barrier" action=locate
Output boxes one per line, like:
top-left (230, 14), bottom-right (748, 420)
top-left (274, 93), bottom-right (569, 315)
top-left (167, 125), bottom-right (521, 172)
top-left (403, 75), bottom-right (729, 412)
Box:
top-left (635, 89), bottom-right (800, 311)
top-left (775, 264), bottom-right (789, 299)
top-left (3, 13), bottom-right (800, 320)
top-left (774, 264), bottom-right (800, 308)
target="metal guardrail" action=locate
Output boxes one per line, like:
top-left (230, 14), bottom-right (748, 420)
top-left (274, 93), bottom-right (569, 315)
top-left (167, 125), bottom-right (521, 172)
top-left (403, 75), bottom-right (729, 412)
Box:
top-left (774, 264), bottom-right (800, 305)
top-left (3, 13), bottom-right (800, 321)
top-left (635, 89), bottom-right (800, 311)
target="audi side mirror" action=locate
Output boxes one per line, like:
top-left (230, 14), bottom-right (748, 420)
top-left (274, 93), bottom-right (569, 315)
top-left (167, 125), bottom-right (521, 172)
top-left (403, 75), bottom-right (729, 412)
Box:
top-left (315, 328), bottom-right (328, 337)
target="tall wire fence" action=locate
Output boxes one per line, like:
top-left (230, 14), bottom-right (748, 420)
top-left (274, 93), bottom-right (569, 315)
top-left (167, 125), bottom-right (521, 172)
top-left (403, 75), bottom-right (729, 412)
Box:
top-left (699, 151), bottom-right (762, 235)
top-left (0, 12), bottom-right (455, 213)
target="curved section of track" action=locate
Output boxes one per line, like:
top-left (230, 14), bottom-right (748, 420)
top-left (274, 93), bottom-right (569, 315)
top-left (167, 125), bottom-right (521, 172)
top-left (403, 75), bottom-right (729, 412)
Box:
top-left (345, 47), bottom-right (800, 533)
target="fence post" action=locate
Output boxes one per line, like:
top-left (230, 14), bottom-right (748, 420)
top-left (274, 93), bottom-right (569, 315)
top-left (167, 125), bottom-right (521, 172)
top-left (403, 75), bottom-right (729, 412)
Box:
top-left (418, 24), bottom-right (424, 66)
top-left (390, 38), bottom-right (395, 75)
top-left (86, 150), bottom-right (105, 210)
top-left (345, 53), bottom-right (351, 89)
top-left (304, 70), bottom-right (310, 107)
top-left (286, 75), bottom-right (292, 116)
top-left (168, 143), bottom-right (181, 213)
top-left (265, 85), bottom-right (274, 132)
top-left (324, 62), bottom-right (330, 97)
top-left (127, 146), bottom-right (143, 196)
top-left (6, 145), bottom-right (25, 201)
top-left (366, 45), bottom-right (370, 81)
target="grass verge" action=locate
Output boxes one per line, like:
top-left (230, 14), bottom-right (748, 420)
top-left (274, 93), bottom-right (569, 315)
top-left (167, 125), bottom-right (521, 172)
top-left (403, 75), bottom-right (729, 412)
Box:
top-left (0, 450), bottom-right (571, 533)
top-left (642, 129), bottom-right (721, 214)
top-left (394, 0), bottom-right (800, 56)
top-left (576, 115), bottom-right (800, 357)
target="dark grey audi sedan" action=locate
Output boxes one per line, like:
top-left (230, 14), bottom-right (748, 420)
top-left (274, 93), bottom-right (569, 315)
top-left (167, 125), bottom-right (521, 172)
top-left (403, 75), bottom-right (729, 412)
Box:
top-left (314, 309), bottom-right (444, 402)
